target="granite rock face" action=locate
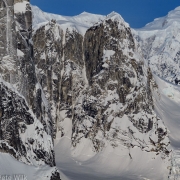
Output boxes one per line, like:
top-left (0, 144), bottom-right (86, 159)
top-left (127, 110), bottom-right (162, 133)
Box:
top-left (0, 0), bottom-right (17, 84)
top-left (0, 80), bottom-right (55, 166)
top-left (71, 13), bottom-right (170, 156)
top-left (14, 0), bottom-right (53, 136)
top-left (33, 12), bottom-right (170, 160)
top-left (33, 20), bottom-right (63, 138)
top-left (0, 1), bottom-right (60, 179)
top-left (0, 0), bottom-right (52, 135)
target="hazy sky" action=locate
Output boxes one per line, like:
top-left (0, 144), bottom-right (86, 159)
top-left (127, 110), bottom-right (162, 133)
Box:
top-left (31, 0), bottom-right (180, 28)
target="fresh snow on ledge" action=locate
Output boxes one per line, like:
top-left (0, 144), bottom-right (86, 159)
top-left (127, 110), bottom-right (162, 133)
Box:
top-left (14, 1), bottom-right (29, 14)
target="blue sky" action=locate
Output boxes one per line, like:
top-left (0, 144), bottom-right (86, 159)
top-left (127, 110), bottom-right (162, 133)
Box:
top-left (31, 0), bottom-right (180, 28)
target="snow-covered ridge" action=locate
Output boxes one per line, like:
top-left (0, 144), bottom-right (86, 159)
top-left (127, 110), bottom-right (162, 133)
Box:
top-left (31, 5), bottom-right (105, 35)
top-left (106, 11), bottom-right (129, 27)
top-left (31, 5), bottom-right (130, 35)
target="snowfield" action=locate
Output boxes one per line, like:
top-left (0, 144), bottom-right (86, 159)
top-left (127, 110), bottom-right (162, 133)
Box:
top-left (0, 152), bottom-right (65, 180)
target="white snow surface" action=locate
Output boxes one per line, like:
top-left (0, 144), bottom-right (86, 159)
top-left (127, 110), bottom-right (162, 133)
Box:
top-left (0, 152), bottom-right (68, 180)
top-left (153, 75), bottom-right (180, 179)
top-left (153, 75), bottom-right (180, 147)
top-left (14, 1), bottom-right (29, 14)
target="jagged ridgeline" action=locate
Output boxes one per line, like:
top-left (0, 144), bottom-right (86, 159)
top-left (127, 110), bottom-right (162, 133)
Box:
top-left (0, 0), bottom-right (60, 179)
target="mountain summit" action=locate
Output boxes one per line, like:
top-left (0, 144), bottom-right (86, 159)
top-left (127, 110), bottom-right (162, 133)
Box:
top-left (32, 5), bottom-right (171, 179)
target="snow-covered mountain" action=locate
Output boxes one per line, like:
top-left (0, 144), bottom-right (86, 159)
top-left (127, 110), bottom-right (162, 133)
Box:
top-left (32, 5), bottom-right (172, 180)
top-left (1, 1), bottom-right (180, 180)
top-left (134, 7), bottom-right (180, 85)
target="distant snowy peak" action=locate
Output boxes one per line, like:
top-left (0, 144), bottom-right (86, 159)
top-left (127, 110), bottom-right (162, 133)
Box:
top-left (141, 6), bottom-right (180, 30)
top-left (135, 6), bottom-right (180, 85)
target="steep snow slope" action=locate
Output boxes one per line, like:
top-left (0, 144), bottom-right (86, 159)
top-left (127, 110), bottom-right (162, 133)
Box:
top-left (31, 5), bottom-right (105, 35)
top-left (134, 7), bottom-right (180, 85)
top-left (153, 75), bottom-right (180, 179)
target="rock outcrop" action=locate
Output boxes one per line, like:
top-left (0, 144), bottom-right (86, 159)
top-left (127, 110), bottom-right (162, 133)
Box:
top-left (0, 79), bottom-right (55, 166)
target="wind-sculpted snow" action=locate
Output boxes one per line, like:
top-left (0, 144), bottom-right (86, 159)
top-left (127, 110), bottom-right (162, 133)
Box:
top-left (134, 7), bottom-right (180, 86)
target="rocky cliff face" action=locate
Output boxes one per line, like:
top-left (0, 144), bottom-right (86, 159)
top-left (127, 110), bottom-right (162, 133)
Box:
top-left (33, 11), bottom-right (170, 163)
top-left (0, 1), bottom-right (174, 178)
top-left (72, 13), bottom-right (170, 156)
top-left (33, 21), bottom-right (63, 138)
top-left (14, 0), bottom-right (53, 137)
top-left (0, 79), bottom-right (55, 166)
top-left (0, 1), bottom-right (60, 179)
top-left (0, 0), bottom-right (17, 84)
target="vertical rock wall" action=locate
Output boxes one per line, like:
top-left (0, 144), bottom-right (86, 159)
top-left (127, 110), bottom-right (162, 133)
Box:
top-left (33, 13), bottom-right (170, 159)
top-left (0, 1), bottom-right (61, 179)
top-left (0, 0), bottom-right (17, 84)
